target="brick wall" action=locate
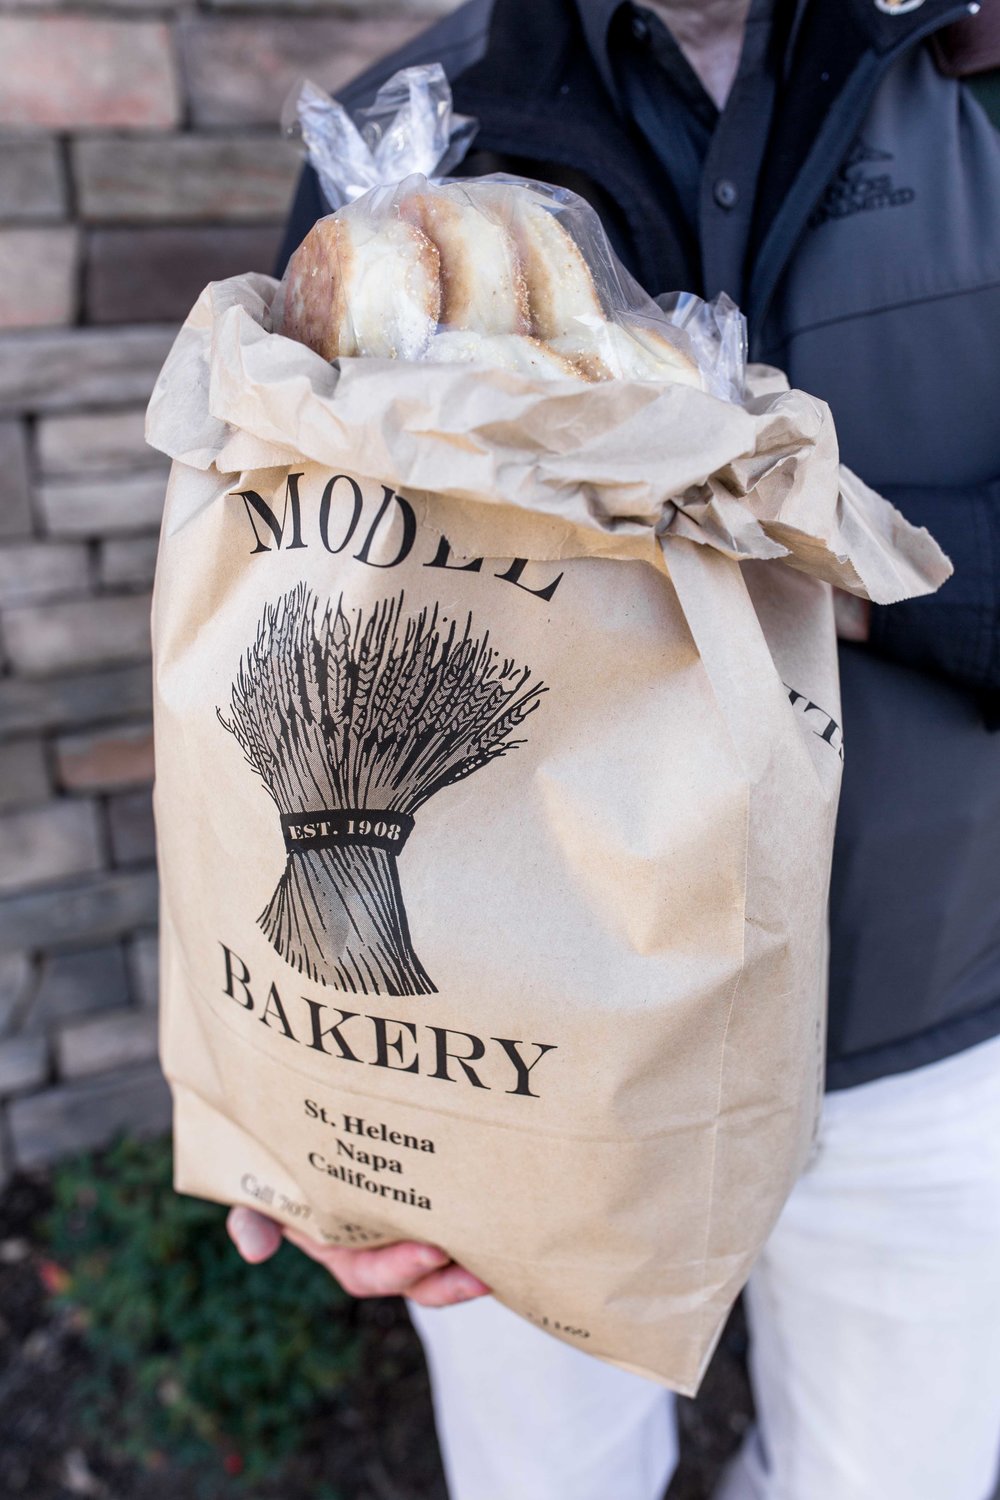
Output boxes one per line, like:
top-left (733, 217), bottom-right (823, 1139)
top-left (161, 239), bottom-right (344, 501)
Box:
top-left (0, 0), bottom-right (453, 1184)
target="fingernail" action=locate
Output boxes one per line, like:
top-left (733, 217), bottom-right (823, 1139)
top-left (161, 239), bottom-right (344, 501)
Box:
top-left (417, 1245), bottom-right (450, 1271)
top-left (454, 1274), bottom-right (488, 1299)
top-left (229, 1208), bottom-right (273, 1260)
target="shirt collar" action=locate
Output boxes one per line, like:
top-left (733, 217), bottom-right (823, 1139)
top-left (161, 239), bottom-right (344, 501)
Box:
top-left (576, 0), bottom-right (631, 101)
top-left (576, 0), bottom-right (781, 107)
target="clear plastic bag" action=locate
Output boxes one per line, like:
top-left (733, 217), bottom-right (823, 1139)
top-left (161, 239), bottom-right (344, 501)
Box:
top-left (655, 290), bottom-right (748, 402)
top-left (284, 66), bottom-right (478, 212)
top-left (279, 67), bottom-right (746, 402)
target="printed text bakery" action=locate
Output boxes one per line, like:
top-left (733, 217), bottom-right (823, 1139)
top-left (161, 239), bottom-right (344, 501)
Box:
top-left (221, 944), bottom-right (558, 1098)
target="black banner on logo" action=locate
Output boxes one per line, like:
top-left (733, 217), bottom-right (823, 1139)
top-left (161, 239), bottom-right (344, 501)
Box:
top-left (281, 810), bottom-right (416, 855)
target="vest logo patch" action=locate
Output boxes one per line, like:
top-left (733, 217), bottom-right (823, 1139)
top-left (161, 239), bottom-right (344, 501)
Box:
top-left (809, 139), bottom-right (916, 228)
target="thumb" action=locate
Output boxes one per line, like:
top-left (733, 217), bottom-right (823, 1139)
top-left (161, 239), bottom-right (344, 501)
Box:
top-left (227, 1206), bottom-right (284, 1263)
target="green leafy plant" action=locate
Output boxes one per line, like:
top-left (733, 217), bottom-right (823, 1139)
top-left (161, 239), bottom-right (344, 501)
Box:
top-left (44, 1135), bottom-right (360, 1487)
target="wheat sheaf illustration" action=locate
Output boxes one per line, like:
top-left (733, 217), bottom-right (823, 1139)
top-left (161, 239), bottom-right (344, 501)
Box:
top-left (217, 585), bottom-right (546, 996)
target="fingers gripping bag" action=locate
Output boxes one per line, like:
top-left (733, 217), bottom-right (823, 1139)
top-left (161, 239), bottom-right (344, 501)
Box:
top-left (146, 66), bottom-right (951, 1392)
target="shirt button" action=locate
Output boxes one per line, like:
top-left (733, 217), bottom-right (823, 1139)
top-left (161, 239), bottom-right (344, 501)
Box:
top-left (631, 13), bottom-right (650, 41)
top-left (713, 178), bottom-right (739, 210)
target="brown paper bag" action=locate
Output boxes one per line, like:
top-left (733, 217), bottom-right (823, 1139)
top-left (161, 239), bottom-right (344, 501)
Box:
top-left (146, 274), bottom-right (949, 1393)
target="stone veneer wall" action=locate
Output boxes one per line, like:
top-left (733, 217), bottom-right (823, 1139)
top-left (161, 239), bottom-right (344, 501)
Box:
top-left (0, 0), bottom-right (452, 1183)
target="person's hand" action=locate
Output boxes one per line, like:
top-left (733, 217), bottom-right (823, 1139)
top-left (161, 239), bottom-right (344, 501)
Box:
top-left (226, 1206), bottom-right (490, 1308)
top-left (833, 589), bottom-right (872, 642)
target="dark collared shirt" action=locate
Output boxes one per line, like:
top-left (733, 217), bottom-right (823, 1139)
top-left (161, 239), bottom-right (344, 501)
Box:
top-left (576, 0), bottom-right (784, 304)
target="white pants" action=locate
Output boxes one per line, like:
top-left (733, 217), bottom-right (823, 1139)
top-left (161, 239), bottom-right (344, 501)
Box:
top-left (409, 1035), bottom-right (1000, 1500)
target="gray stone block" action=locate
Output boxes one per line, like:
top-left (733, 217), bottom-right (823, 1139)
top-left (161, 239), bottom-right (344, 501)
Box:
top-left (28, 943), bottom-right (130, 1029)
top-left (3, 592), bottom-right (152, 675)
top-left (99, 534), bottom-right (159, 589)
top-left (57, 1007), bottom-right (158, 1080)
top-left (108, 786), bottom-right (156, 864)
top-left (0, 540), bottom-right (89, 606)
top-left (73, 134), bottom-right (299, 222)
top-left (201, 0), bottom-right (455, 13)
top-left (0, 1034), bottom-right (48, 1098)
top-left (0, 800), bottom-right (103, 895)
top-left (0, 868), bottom-right (158, 952)
top-left (129, 929), bottom-right (159, 1008)
top-left (0, 325), bottom-right (175, 414)
top-left (87, 224), bottom-right (283, 324)
top-left (0, 421), bottom-right (34, 538)
top-left (0, 140), bottom-right (66, 224)
top-left (56, 721), bottom-right (154, 792)
top-left (179, 15), bottom-right (423, 127)
top-left (39, 472), bottom-right (166, 537)
top-left (0, 227), bottom-right (79, 331)
top-left (0, 951), bottom-right (33, 1038)
top-left (5, 0), bottom-right (190, 11)
top-left (9, 1060), bottom-right (171, 1168)
top-left (0, 662), bottom-right (152, 736)
top-left (37, 408), bottom-right (163, 477)
top-left (0, 740), bottom-right (49, 812)
top-left (0, 16), bottom-right (179, 132)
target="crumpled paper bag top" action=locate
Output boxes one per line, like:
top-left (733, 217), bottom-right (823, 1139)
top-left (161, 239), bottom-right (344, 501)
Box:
top-left (146, 274), bottom-right (951, 606)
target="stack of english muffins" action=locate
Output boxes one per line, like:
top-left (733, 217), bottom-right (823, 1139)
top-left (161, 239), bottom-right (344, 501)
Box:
top-left (278, 177), bottom-right (704, 388)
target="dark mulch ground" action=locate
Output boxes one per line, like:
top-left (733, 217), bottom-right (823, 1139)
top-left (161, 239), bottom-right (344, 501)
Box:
top-left (0, 1168), bottom-right (752, 1500)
